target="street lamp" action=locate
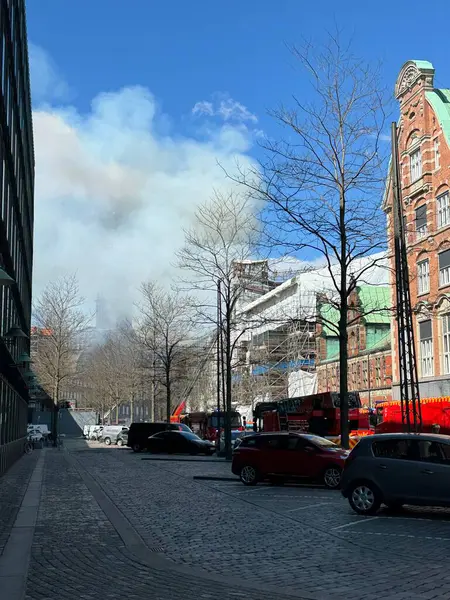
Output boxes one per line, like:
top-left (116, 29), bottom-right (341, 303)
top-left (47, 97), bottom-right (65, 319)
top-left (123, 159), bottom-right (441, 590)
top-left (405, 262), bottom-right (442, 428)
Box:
top-left (0, 266), bottom-right (14, 286)
top-left (16, 352), bottom-right (32, 364)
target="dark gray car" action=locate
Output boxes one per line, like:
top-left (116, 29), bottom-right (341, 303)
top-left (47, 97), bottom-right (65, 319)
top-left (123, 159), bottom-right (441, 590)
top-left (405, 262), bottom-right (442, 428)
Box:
top-left (341, 433), bottom-right (450, 515)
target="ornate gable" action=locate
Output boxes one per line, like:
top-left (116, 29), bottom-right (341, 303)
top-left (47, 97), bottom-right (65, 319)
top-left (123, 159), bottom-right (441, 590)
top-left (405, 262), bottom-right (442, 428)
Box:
top-left (395, 60), bottom-right (435, 99)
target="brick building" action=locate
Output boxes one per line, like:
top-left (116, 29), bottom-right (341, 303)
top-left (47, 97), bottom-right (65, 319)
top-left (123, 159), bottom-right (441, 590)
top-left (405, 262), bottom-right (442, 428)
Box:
top-left (316, 286), bottom-right (393, 406)
top-left (383, 60), bottom-right (450, 398)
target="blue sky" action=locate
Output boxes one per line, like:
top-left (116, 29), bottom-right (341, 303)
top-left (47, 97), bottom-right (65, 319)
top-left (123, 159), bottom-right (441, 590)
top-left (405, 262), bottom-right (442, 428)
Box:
top-left (27, 0), bottom-right (450, 136)
top-left (25, 0), bottom-right (450, 314)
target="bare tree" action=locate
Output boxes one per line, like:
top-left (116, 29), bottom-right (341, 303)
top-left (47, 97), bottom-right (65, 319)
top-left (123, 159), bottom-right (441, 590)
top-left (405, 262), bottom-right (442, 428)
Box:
top-left (32, 275), bottom-right (91, 439)
top-left (137, 282), bottom-right (194, 425)
top-left (177, 190), bottom-right (259, 457)
top-left (231, 35), bottom-right (389, 447)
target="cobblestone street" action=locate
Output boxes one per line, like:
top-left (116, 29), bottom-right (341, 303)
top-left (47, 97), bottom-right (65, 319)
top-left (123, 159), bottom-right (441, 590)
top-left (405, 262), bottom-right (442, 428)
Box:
top-left (2, 442), bottom-right (450, 599)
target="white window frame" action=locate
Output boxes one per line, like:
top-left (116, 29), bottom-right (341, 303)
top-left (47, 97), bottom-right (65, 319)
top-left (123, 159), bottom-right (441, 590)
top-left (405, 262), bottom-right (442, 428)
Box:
top-left (434, 138), bottom-right (440, 170)
top-left (443, 314), bottom-right (450, 375)
top-left (415, 205), bottom-right (427, 240)
top-left (417, 259), bottom-right (430, 295)
top-left (439, 251), bottom-right (450, 288)
top-left (410, 148), bottom-right (422, 182)
top-left (420, 337), bottom-right (434, 377)
top-left (437, 192), bottom-right (450, 229)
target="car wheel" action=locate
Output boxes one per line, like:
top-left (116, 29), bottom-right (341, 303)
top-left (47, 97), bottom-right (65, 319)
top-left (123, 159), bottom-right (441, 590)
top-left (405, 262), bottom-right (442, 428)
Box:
top-left (348, 482), bottom-right (381, 515)
top-left (323, 466), bottom-right (342, 489)
top-left (104, 437), bottom-right (111, 446)
top-left (240, 465), bottom-right (259, 486)
top-left (117, 439), bottom-right (123, 447)
top-left (132, 443), bottom-right (141, 453)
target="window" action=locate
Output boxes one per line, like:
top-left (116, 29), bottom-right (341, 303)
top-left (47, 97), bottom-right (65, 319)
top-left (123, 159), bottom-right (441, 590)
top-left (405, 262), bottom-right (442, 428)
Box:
top-left (443, 314), bottom-right (450, 375)
top-left (437, 192), bottom-right (450, 228)
top-left (372, 438), bottom-right (418, 459)
top-left (415, 205), bottom-right (427, 239)
top-left (419, 441), bottom-right (450, 464)
top-left (434, 138), bottom-right (440, 170)
top-left (439, 250), bottom-right (450, 287)
top-left (375, 357), bottom-right (381, 387)
top-left (419, 320), bottom-right (434, 377)
top-left (410, 148), bottom-right (422, 182)
top-left (417, 259), bottom-right (430, 295)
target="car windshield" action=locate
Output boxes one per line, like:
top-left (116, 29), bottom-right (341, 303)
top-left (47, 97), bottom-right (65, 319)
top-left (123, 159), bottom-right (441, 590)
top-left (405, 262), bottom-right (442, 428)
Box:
top-left (302, 435), bottom-right (338, 448)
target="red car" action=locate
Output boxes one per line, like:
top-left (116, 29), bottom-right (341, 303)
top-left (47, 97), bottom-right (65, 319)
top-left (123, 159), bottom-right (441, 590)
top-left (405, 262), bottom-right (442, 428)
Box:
top-left (231, 432), bottom-right (349, 488)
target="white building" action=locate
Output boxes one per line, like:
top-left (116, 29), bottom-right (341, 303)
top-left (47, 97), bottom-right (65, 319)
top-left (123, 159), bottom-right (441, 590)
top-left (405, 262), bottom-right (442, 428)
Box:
top-left (232, 252), bottom-right (390, 407)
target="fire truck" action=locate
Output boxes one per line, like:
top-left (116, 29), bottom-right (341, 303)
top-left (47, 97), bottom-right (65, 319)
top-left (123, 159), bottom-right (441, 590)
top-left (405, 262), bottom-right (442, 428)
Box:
top-left (253, 391), bottom-right (370, 446)
top-left (376, 397), bottom-right (450, 434)
top-left (170, 404), bottom-right (244, 443)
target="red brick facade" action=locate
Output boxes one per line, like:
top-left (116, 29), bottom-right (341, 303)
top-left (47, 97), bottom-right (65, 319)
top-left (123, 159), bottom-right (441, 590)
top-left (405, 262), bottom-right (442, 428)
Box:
top-left (316, 289), bottom-right (392, 406)
top-left (384, 61), bottom-right (450, 399)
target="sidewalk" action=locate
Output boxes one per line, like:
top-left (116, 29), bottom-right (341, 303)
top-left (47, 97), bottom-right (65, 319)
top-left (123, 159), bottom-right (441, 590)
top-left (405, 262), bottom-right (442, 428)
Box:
top-left (0, 445), bottom-right (308, 600)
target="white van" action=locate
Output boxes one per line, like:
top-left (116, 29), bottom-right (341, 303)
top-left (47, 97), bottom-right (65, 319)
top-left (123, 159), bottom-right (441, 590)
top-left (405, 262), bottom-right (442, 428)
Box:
top-left (83, 425), bottom-right (100, 439)
top-left (101, 425), bottom-right (128, 446)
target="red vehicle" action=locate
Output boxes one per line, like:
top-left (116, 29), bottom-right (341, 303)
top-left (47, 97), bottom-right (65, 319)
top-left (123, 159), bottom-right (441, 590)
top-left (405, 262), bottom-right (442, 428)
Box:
top-left (232, 432), bottom-right (349, 488)
top-left (376, 397), bottom-right (450, 435)
top-left (254, 392), bottom-right (370, 439)
top-left (180, 410), bottom-right (243, 442)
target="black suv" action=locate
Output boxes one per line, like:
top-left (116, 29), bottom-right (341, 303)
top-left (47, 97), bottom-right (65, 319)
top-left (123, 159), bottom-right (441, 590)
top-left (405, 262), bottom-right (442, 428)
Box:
top-left (127, 422), bottom-right (192, 452)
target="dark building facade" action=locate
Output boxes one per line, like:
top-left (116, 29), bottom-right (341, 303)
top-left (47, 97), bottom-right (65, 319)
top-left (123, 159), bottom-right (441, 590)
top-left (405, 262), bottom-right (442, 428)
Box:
top-left (0, 0), bottom-right (35, 475)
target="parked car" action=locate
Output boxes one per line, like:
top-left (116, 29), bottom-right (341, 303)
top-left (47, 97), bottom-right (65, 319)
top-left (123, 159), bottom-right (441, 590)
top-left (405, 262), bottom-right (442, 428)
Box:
top-left (341, 432), bottom-right (450, 515)
top-left (147, 430), bottom-right (215, 455)
top-left (127, 421), bottom-right (193, 452)
top-left (89, 426), bottom-right (104, 441)
top-left (232, 432), bottom-right (348, 488)
top-left (117, 429), bottom-right (128, 446)
top-left (83, 425), bottom-right (101, 439)
top-left (102, 426), bottom-right (129, 446)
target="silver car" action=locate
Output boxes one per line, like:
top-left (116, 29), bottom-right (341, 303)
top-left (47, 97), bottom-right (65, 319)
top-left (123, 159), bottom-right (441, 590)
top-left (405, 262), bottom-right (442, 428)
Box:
top-left (341, 432), bottom-right (450, 515)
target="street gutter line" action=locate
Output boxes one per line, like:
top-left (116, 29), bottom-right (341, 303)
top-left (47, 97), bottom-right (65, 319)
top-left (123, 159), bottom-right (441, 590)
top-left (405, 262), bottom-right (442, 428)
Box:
top-left (332, 517), bottom-right (379, 530)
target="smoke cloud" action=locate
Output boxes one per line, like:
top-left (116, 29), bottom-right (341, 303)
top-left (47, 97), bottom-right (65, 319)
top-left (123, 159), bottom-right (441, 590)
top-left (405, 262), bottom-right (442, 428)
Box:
top-left (31, 48), bottom-right (258, 320)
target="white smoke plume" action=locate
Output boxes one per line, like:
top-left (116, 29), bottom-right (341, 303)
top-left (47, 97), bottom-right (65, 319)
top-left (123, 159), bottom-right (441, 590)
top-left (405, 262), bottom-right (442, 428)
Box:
top-left (31, 47), bottom-right (258, 320)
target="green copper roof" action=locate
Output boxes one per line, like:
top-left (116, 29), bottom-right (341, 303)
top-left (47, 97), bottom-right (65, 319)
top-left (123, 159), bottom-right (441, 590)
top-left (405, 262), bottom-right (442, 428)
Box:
top-left (319, 303), bottom-right (339, 336)
top-left (426, 89), bottom-right (450, 149)
top-left (412, 60), bottom-right (434, 71)
top-left (319, 286), bottom-right (391, 335)
top-left (358, 286), bottom-right (392, 324)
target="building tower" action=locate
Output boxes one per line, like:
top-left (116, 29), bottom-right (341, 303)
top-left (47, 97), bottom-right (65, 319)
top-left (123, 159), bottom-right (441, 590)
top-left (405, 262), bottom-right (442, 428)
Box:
top-left (384, 61), bottom-right (450, 399)
top-left (0, 0), bottom-right (35, 474)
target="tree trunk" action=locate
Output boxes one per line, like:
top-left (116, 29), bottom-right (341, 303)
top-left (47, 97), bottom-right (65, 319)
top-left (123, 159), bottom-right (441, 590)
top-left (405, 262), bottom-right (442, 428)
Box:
top-left (225, 304), bottom-right (232, 460)
top-left (166, 365), bottom-right (171, 427)
top-left (339, 192), bottom-right (349, 449)
top-left (150, 360), bottom-right (155, 422)
top-left (52, 378), bottom-right (60, 447)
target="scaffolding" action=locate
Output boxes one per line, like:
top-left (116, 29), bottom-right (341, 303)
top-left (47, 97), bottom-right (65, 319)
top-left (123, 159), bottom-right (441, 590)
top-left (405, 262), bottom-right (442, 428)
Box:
top-left (233, 306), bottom-right (318, 408)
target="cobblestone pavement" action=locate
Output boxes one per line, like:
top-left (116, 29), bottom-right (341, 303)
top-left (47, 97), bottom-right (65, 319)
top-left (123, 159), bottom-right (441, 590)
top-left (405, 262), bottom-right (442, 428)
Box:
top-left (0, 451), bottom-right (38, 555)
top-left (74, 444), bottom-right (450, 599)
top-left (21, 446), bottom-right (305, 600)
top-left (3, 441), bottom-right (450, 599)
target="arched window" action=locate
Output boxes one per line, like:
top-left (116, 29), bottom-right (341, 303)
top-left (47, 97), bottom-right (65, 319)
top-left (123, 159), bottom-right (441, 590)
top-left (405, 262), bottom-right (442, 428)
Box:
top-left (437, 188), bottom-right (450, 229)
top-left (417, 258), bottom-right (430, 295)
